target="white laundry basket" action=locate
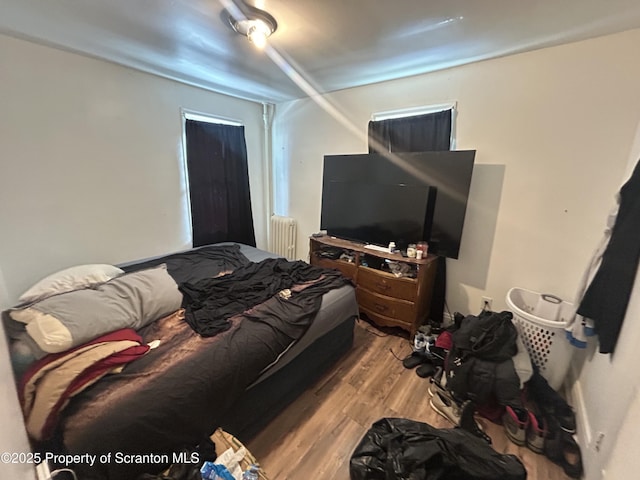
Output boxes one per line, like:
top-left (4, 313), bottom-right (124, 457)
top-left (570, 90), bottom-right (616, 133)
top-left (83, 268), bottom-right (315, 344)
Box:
top-left (506, 287), bottom-right (574, 390)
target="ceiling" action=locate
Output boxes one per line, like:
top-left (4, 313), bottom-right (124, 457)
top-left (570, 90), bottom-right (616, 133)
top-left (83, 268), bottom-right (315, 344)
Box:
top-left (3, 0), bottom-right (640, 103)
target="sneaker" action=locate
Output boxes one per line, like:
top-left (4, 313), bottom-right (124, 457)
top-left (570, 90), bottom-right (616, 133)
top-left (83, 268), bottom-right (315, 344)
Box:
top-left (413, 332), bottom-right (427, 353)
top-left (417, 324), bottom-right (432, 336)
top-left (527, 370), bottom-right (577, 434)
top-left (503, 406), bottom-right (529, 446)
top-left (555, 405), bottom-right (577, 434)
top-left (428, 368), bottom-right (447, 397)
top-left (526, 411), bottom-right (547, 454)
top-left (429, 390), bottom-right (462, 425)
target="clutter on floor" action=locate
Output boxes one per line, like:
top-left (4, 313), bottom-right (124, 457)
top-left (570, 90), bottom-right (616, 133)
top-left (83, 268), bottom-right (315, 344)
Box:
top-left (137, 429), bottom-right (269, 480)
top-left (401, 324), bottom-right (447, 373)
top-left (399, 307), bottom-right (583, 479)
top-left (205, 428), bottom-right (270, 480)
top-left (350, 417), bottom-right (527, 480)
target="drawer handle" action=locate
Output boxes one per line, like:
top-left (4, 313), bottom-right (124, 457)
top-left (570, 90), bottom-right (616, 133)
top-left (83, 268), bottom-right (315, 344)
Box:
top-left (374, 303), bottom-right (388, 312)
top-left (375, 282), bottom-right (390, 291)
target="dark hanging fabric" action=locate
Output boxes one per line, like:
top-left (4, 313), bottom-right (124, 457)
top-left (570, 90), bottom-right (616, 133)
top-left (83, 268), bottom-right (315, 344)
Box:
top-left (368, 109), bottom-right (452, 154)
top-left (431, 257), bottom-right (447, 323)
top-left (577, 158), bottom-right (640, 354)
top-left (367, 109), bottom-right (452, 323)
top-left (184, 120), bottom-right (256, 248)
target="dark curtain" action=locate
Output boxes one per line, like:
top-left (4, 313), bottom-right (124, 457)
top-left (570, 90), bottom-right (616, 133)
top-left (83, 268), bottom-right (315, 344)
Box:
top-left (185, 120), bottom-right (256, 248)
top-left (367, 109), bottom-right (452, 324)
top-left (368, 109), bottom-right (452, 153)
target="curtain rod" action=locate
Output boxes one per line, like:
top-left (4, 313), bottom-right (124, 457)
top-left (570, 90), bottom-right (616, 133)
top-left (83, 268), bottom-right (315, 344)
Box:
top-left (372, 102), bottom-right (457, 121)
top-left (181, 107), bottom-right (243, 126)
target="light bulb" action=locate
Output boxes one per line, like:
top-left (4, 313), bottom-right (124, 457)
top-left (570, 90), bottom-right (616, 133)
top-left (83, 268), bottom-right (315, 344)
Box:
top-left (247, 20), bottom-right (271, 49)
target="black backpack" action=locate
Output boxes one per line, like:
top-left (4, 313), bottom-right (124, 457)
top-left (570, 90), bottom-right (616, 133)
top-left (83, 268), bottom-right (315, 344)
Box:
top-left (445, 311), bottom-right (518, 403)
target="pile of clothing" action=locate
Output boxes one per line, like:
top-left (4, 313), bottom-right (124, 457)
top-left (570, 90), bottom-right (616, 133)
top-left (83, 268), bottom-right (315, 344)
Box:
top-left (403, 310), bottom-right (583, 478)
top-left (350, 417), bottom-right (527, 480)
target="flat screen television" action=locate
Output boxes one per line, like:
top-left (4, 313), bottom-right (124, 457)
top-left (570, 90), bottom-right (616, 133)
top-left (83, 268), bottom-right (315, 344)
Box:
top-left (320, 151), bottom-right (476, 259)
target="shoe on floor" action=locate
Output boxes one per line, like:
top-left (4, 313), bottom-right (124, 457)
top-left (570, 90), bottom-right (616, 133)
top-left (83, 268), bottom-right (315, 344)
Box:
top-left (428, 368), bottom-right (447, 397)
top-left (526, 411), bottom-right (547, 454)
top-left (556, 404), bottom-right (577, 434)
top-left (558, 435), bottom-right (583, 479)
top-left (459, 401), bottom-right (492, 444)
top-left (527, 370), bottom-right (576, 433)
top-left (544, 416), bottom-right (584, 479)
top-left (413, 332), bottom-right (428, 352)
top-left (503, 406), bottom-right (529, 446)
top-left (402, 352), bottom-right (427, 369)
top-left (416, 361), bottom-right (435, 378)
top-left (429, 390), bottom-right (462, 425)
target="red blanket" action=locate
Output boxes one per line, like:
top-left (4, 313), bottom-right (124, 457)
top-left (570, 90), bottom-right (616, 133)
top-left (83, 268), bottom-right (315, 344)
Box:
top-left (20, 328), bottom-right (150, 441)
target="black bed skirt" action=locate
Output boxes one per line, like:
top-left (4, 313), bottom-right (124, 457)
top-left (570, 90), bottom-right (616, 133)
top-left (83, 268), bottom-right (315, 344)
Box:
top-left (220, 315), bottom-right (356, 441)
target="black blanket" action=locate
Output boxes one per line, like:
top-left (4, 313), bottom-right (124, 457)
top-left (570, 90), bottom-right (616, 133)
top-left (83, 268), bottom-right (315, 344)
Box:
top-left (180, 258), bottom-right (345, 337)
top-left (121, 243), bottom-right (250, 283)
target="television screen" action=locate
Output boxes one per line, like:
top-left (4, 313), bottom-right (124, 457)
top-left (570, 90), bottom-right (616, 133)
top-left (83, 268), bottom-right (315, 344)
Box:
top-left (320, 151), bottom-right (476, 259)
top-left (321, 181), bottom-right (431, 248)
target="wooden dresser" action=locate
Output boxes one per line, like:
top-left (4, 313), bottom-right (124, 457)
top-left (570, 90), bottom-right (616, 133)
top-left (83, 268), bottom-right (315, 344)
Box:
top-left (309, 236), bottom-right (437, 336)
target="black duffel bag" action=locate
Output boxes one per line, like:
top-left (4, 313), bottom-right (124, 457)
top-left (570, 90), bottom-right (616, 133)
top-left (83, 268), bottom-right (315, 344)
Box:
top-left (350, 418), bottom-right (527, 480)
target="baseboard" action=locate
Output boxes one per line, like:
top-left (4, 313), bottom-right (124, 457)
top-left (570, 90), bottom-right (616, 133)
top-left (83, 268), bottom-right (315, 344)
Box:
top-left (567, 363), bottom-right (592, 447)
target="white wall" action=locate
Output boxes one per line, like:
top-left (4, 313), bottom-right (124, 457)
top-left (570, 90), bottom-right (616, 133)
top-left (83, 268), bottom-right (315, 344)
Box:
top-left (273, 28), bottom-right (640, 316)
top-left (0, 268), bottom-right (35, 480)
top-left (0, 34), bottom-right (267, 304)
top-left (602, 386), bottom-right (640, 479)
top-left (569, 123), bottom-right (640, 480)
top-left (273, 29), bottom-right (640, 479)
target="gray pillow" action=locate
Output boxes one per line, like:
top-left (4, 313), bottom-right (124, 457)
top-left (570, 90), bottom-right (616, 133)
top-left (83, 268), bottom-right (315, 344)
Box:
top-left (9, 264), bottom-right (182, 353)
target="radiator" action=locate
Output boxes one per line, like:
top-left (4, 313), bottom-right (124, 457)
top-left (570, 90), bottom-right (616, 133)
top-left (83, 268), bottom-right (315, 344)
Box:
top-left (269, 215), bottom-right (297, 260)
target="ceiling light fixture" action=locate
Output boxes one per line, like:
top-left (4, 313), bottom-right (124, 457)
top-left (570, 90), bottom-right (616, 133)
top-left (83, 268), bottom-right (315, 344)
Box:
top-left (226, 3), bottom-right (278, 50)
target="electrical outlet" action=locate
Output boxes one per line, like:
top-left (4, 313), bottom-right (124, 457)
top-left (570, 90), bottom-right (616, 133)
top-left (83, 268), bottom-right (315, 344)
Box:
top-left (481, 296), bottom-right (493, 311)
top-left (35, 461), bottom-right (51, 480)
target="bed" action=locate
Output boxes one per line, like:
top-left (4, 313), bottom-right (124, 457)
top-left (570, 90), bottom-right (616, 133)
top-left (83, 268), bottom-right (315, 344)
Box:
top-left (3, 243), bottom-right (358, 480)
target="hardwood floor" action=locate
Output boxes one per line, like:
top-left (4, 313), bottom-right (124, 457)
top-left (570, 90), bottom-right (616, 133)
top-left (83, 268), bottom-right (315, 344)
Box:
top-left (247, 319), bottom-right (573, 479)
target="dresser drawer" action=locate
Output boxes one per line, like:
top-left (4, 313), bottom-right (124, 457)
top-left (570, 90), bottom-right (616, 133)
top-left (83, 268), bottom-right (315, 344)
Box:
top-left (357, 267), bottom-right (417, 302)
top-left (312, 257), bottom-right (357, 281)
top-left (356, 287), bottom-right (416, 322)
top-left (359, 307), bottom-right (412, 331)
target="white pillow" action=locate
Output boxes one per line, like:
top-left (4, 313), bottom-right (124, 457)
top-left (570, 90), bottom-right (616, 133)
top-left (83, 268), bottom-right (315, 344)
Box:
top-left (19, 264), bottom-right (124, 304)
top-left (11, 264), bottom-right (181, 354)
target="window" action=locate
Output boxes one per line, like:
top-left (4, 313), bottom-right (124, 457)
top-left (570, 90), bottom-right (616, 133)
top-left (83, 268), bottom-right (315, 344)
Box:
top-left (182, 110), bottom-right (256, 247)
top-left (369, 103), bottom-right (456, 153)
top-left (367, 103), bottom-right (457, 325)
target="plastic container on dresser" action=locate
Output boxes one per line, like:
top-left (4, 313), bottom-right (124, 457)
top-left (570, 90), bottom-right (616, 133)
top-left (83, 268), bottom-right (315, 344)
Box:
top-left (309, 236), bottom-right (438, 336)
